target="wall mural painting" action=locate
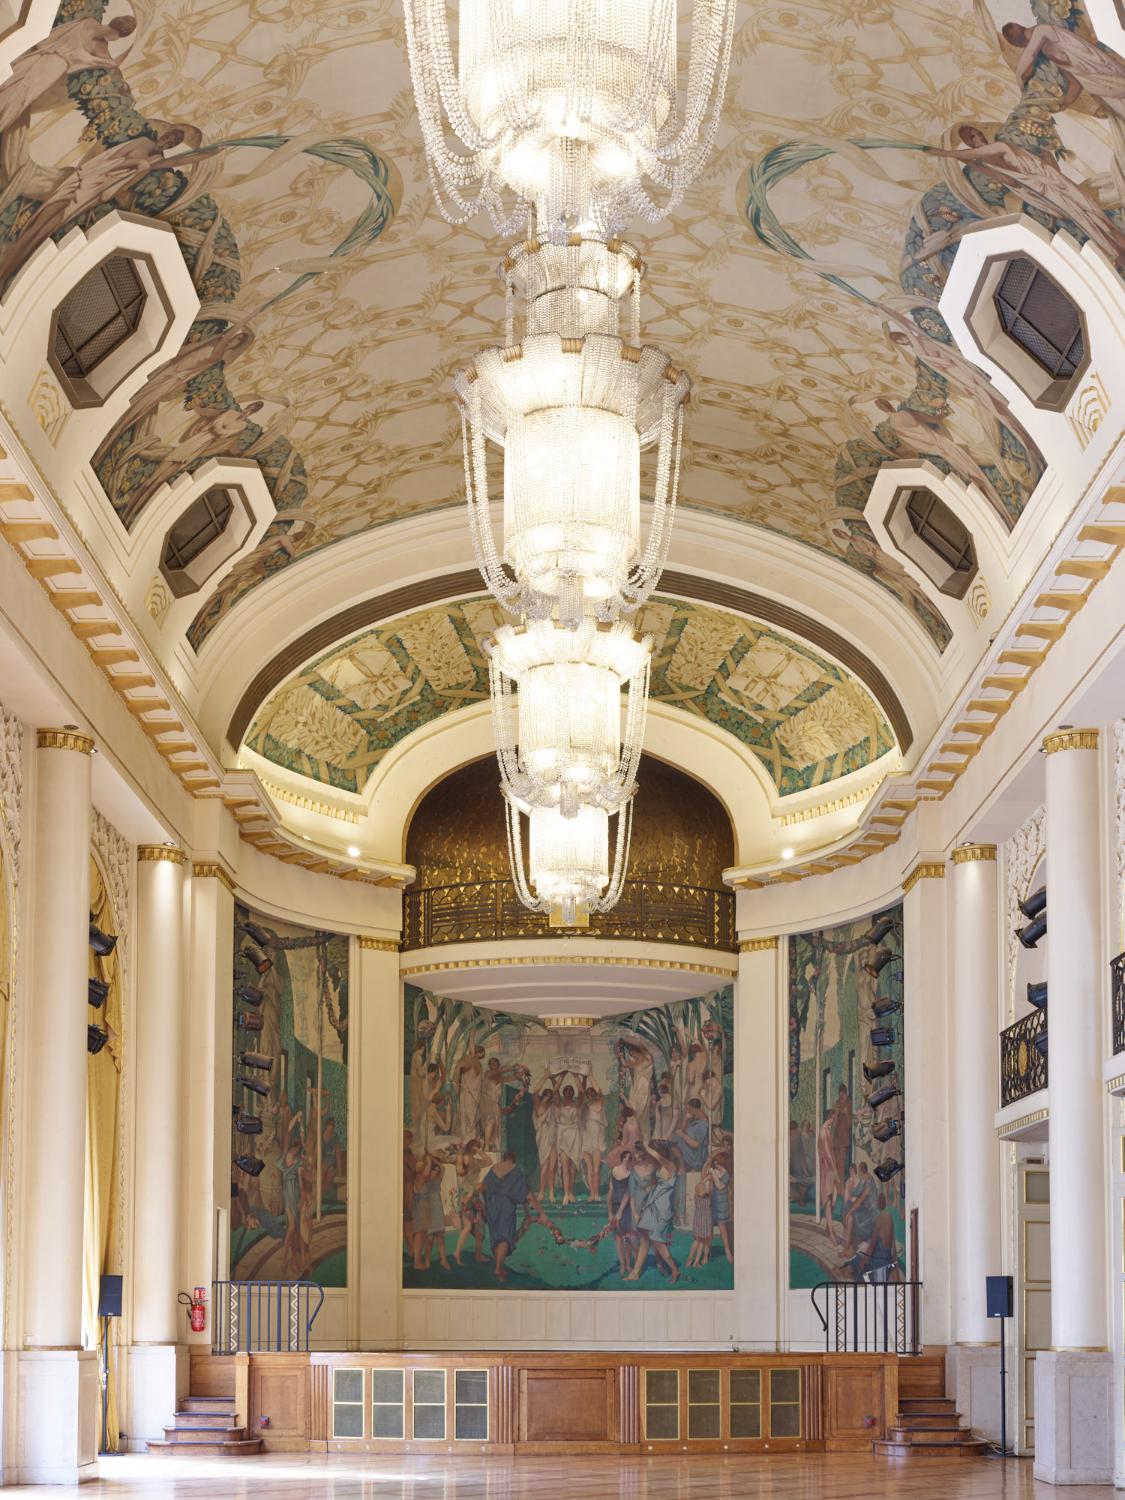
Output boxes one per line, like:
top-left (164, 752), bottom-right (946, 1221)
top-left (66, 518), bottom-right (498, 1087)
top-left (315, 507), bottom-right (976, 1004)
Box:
top-left (788, 905), bottom-right (905, 1289)
top-left (403, 983), bottom-right (735, 1292)
top-left (743, 0), bottom-right (1125, 619)
top-left (230, 904), bottom-right (349, 1287)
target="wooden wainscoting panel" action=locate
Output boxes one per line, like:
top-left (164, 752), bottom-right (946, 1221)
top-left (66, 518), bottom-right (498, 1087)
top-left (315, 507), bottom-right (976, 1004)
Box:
top-left (618, 1365), bottom-right (640, 1445)
top-left (188, 1349), bottom-right (235, 1397)
top-left (493, 1364), bottom-right (517, 1446)
top-left (519, 1368), bottom-right (614, 1445)
top-left (249, 1354), bottom-right (310, 1449)
top-left (309, 1361), bottom-right (330, 1444)
top-left (823, 1358), bottom-right (887, 1452)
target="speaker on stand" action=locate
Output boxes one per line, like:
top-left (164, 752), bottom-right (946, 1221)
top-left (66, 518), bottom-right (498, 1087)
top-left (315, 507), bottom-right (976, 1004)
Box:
top-left (97, 1274), bottom-right (123, 1455)
top-left (985, 1274), bottom-right (1013, 1457)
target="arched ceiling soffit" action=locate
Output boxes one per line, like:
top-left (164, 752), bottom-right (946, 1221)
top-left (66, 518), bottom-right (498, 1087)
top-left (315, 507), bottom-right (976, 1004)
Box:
top-left (242, 595), bottom-right (897, 802)
top-left (3, 6), bottom-right (1120, 658)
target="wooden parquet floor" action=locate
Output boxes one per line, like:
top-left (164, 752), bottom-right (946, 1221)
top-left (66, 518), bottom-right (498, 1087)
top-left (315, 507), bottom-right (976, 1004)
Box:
top-left (13, 1452), bottom-right (1111, 1498)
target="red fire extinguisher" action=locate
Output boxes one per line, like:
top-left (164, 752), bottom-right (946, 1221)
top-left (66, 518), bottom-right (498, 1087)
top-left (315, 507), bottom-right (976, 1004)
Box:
top-left (178, 1287), bottom-right (207, 1332)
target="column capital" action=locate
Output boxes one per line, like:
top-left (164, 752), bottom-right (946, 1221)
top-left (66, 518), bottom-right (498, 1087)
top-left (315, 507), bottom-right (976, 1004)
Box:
top-left (738, 936), bottom-right (778, 953)
top-left (36, 728), bottom-right (93, 755)
top-left (1043, 728), bottom-right (1098, 755)
top-left (902, 860), bottom-right (945, 895)
top-left (358, 936), bottom-right (399, 953)
top-left (951, 844), bottom-right (996, 864)
top-left (191, 860), bottom-right (236, 895)
top-left (138, 844), bottom-right (186, 866)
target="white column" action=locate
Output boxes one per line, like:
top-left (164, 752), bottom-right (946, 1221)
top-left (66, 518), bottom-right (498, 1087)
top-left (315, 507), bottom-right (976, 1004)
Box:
top-left (18, 728), bottom-right (99, 1483)
top-left (733, 937), bottom-right (781, 1349)
top-left (901, 861), bottom-right (951, 1346)
top-left (355, 938), bottom-right (403, 1347)
top-left (127, 844), bottom-right (188, 1443)
top-left (947, 844), bottom-right (1004, 1441)
top-left (1035, 727), bottom-right (1112, 1485)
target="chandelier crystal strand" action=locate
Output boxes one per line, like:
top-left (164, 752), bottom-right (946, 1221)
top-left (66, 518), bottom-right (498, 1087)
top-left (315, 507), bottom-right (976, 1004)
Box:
top-left (402, 0), bottom-right (736, 237)
top-left (505, 794), bottom-right (634, 925)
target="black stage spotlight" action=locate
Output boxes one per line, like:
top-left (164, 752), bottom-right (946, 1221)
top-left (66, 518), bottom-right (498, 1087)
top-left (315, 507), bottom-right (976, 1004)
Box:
top-left (875, 1159), bottom-right (903, 1182)
top-left (89, 922), bottom-right (117, 956)
top-left (1027, 981), bottom-right (1048, 1010)
top-left (242, 921), bottom-right (272, 947)
top-left (88, 977), bottom-right (109, 1008)
top-left (867, 915), bottom-right (898, 944)
top-left (863, 1059), bottom-right (895, 1082)
top-left (1019, 886), bottom-right (1047, 920)
top-left (237, 1012), bottom-right (264, 1033)
top-left (872, 1117), bottom-right (901, 1143)
top-left (864, 947), bottom-right (897, 977)
top-left (87, 1024), bottom-right (108, 1054)
top-left (236, 1074), bottom-right (269, 1097)
top-left (242, 943), bottom-right (272, 975)
top-left (868, 1082), bottom-right (901, 1109)
top-left (872, 995), bottom-right (902, 1019)
top-left (235, 1155), bottom-right (265, 1178)
top-left (870, 1026), bottom-right (896, 1048)
top-left (238, 1052), bottom-right (273, 1072)
top-left (238, 984), bottom-right (264, 1008)
top-left (235, 1113), bottom-right (263, 1135)
top-left (1034, 1031), bottom-right (1048, 1057)
top-left (1017, 914), bottom-right (1047, 949)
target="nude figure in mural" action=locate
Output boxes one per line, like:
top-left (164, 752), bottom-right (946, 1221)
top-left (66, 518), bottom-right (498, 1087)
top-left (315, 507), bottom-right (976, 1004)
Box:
top-left (615, 1039), bottom-right (654, 1139)
top-left (555, 1077), bottom-right (583, 1206)
top-left (1002, 22), bottom-right (1125, 120)
top-left (479, 1056), bottom-right (505, 1149)
top-left (581, 1082), bottom-right (608, 1201)
top-left (532, 1074), bottom-right (559, 1202)
top-left (0, 17), bottom-right (137, 138)
top-left (453, 1045), bottom-right (485, 1142)
top-left (927, 127), bottom-right (1125, 271)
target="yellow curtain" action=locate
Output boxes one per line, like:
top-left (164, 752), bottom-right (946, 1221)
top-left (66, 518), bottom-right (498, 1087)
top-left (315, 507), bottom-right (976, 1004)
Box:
top-left (83, 857), bottom-right (123, 1452)
top-left (0, 841), bottom-right (9, 1115)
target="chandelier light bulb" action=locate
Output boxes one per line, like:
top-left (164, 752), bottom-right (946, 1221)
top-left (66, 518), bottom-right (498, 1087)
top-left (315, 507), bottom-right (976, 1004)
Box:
top-left (402, 0), bottom-right (736, 238)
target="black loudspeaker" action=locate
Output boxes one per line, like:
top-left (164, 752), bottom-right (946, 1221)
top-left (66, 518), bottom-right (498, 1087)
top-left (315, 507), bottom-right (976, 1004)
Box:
top-left (986, 1274), bottom-right (1013, 1319)
top-left (98, 1274), bottom-right (123, 1318)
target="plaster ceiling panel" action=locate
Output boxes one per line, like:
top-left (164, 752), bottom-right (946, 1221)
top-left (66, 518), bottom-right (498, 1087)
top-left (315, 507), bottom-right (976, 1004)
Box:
top-left (0, 0), bottom-right (1117, 663)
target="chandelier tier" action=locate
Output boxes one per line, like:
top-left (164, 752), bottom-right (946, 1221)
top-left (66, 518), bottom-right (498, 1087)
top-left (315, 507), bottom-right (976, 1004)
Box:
top-left (402, 0), bottom-right (736, 238)
top-left (487, 616), bottom-right (651, 818)
top-left (506, 797), bottom-right (633, 927)
top-left (457, 248), bottom-right (690, 628)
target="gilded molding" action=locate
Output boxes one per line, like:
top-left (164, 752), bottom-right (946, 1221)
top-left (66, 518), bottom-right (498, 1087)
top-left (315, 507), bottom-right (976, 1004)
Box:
top-left (902, 861), bottom-right (945, 895)
top-left (545, 1015), bottom-right (598, 1029)
top-left (1043, 728), bottom-right (1099, 755)
top-left (191, 861), bottom-right (236, 895)
top-left (137, 844), bottom-right (186, 866)
top-left (35, 727), bottom-right (93, 755)
top-left (1106, 1072), bottom-right (1125, 1095)
top-left (951, 844), bottom-right (996, 864)
top-left (358, 936), bottom-right (399, 952)
top-left (401, 954), bottom-right (735, 978)
top-left (739, 936), bottom-right (779, 953)
top-left (996, 1107), bottom-right (1048, 1138)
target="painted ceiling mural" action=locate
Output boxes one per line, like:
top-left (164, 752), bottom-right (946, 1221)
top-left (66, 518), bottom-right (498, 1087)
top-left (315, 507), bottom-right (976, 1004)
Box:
top-left (243, 596), bottom-right (895, 798)
top-left (0, 2), bottom-right (1118, 652)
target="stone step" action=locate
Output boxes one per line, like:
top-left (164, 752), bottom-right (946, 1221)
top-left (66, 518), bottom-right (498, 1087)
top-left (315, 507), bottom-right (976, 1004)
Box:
top-left (887, 1425), bottom-right (974, 1444)
top-left (163, 1424), bottom-right (248, 1442)
top-left (172, 1411), bottom-right (242, 1429)
top-left (892, 1411), bottom-right (963, 1429)
top-left (148, 1437), bottom-right (262, 1457)
top-left (873, 1438), bottom-right (989, 1458)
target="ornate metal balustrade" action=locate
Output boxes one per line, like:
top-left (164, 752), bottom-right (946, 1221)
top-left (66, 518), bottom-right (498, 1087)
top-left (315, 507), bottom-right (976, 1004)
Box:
top-left (1000, 1008), bottom-right (1047, 1107)
top-left (810, 1280), bottom-right (922, 1355)
top-left (403, 877), bottom-right (737, 952)
top-left (1113, 952), bottom-right (1125, 1056)
top-left (212, 1279), bottom-right (324, 1354)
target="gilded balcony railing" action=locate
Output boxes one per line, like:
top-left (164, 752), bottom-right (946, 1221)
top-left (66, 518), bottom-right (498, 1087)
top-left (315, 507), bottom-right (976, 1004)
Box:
top-left (1113, 952), bottom-right (1125, 1057)
top-left (1000, 1008), bottom-right (1047, 1107)
top-left (403, 877), bottom-right (736, 952)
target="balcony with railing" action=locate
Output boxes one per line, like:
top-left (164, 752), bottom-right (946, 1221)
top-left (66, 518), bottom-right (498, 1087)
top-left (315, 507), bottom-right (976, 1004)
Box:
top-left (1000, 1008), bottom-right (1047, 1107)
top-left (1113, 952), bottom-right (1125, 1056)
top-left (403, 876), bottom-right (736, 952)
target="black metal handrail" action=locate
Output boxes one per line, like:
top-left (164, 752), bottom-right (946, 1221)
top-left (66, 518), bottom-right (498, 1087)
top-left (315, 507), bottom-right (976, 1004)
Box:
top-left (1000, 1008), bottom-right (1047, 1107)
top-left (403, 876), bottom-right (736, 952)
top-left (811, 1280), bottom-right (922, 1355)
top-left (1113, 952), bottom-right (1125, 1057)
top-left (211, 1279), bottom-right (324, 1354)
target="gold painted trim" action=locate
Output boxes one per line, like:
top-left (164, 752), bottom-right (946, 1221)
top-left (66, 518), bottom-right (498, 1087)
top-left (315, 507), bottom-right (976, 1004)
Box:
top-left (996, 1107), bottom-right (1048, 1138)
top-left (35, 728), bottom-right (93, 754)
top-left (1048, 1345), bottom-right (1109, 1353)
top-left (544, 1015), bottom-right (598, 1029)
top-left (902, 861), bottom-right (945, 895)
top-left (1043, 728), bottom-right (1098, 755)
top-left (358, 937), bottom-right (399, 952)
top-left (951, 844), bottom-right (996, 864)
top-left (740, 937), bottom-right (779, 953)
top-left (137, 844), bottom-right (186, 865)
top-left (401, 954), bottom-right (734, 978)
top-left (191, 861), bottom-right (236, 895)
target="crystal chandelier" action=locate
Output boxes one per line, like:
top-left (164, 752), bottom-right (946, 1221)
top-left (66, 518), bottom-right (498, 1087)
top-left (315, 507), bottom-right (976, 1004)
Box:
top-left (455, 236), bottom-right (689, 629)
top-left (505, 798), bottom-right (633, 926)
top-left (487, 616), bottom-right (651, 817)
top-left (402, 0), bottom-right (736, 238)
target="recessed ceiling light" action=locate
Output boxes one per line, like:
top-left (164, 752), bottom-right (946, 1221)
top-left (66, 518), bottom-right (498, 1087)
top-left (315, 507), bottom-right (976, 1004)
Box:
top-left (347, 845), bottom-right (360, 859)
top-left (781, 848), bottom-right (794, 860)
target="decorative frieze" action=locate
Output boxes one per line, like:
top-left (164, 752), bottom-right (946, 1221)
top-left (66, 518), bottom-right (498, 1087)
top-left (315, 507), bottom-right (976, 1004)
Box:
top-left (902, 861), bottom-right (945, 895)
top-left (951, 844), bottom-right (996, 864)
top-left (739, 936), bottom-right (779, 953)
top-left (137, 844), bottom-right (187, 865)
top-left (357, 936), bottom-right (399, 953)
top-left (35, 727), bottom-right (93, 754)
top-left (192, 861), bottom-right (237, 895)
top-left (1043, 728), bottom-right (1098, 755)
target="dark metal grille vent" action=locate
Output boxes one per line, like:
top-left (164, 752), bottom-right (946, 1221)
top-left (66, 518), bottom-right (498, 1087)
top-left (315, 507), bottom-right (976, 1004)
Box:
top-left (53, 257), bottom-right (146, 379)
top-left (994, 257), bottom-right (1084, 379)
top-left (163, 488), bottom-right (234, 572)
